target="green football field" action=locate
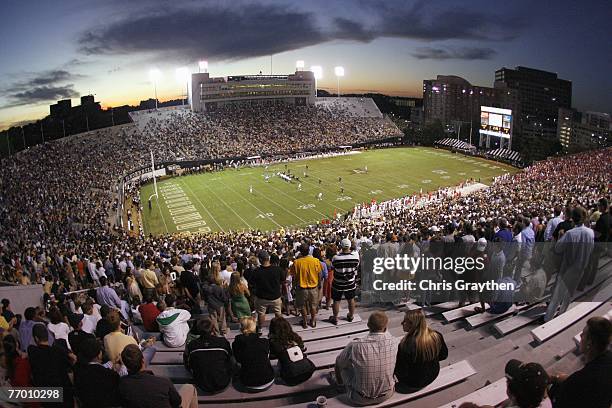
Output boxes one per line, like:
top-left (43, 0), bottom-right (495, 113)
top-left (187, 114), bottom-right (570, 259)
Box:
top-left (140, 147), bottom-right (518, 235)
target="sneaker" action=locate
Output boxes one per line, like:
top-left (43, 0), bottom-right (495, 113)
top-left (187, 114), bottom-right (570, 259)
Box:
top-left (346, 315), bottom-right (354, 322)
top-left (328, 316), bottom-right (338, 325)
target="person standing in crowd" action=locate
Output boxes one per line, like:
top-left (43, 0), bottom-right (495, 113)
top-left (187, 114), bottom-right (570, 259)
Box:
top-left (184, 317), bottom-right (233, 394)
top-left (333, 311), bottom-right (398, 405)
top-left (232, 317), bottom-right (275, 391)
top-left (28, 323), bottom-right (75, 407)
top-left (329, 238), bottom-right (359, 325)
top-left (96, 276), bottom-right (129, 319)
top-left (156, 295), bottom-right (191, 348)
top-left (228, 272), bottom-right (251, 321)
top-left (269, 316), bottom-right (315, 386)
top-left (46, 306), bottom-right (71, 350)
top-left (290, 243), bottom-right (322, 328)
top-left (141, 260), bottom-right (159, 301)
top-left (503, 359), bottom-right (549, 408)
top-left (19, 307), bottom-right (54, 352)
top-left (180, 261), bottom-right (200, 307)
top-left (201, 275), bottom-right (230, 335)
top-left (82, 301), bottom-right (101, 334)
top-left (544, 206), bottom-right (564, 242)
top-left (246, 250), bottom-right (283, 330)
top-left (73, 337), bottom-right (120, 407)
top-left (1, 334), bottom-right (33, 387)
top-left (579, 198), bottom-right (610, 291)
top-left (549, 316), bottom-right (612, 408)
top-left (394, 309), bottom-right (448, 392)
top-left (125, 268), bottom-right (143, 301)
top-left (67, 313), bottom-right (95, 357)
top-left (139, 294), bottom-right (161, 333)
top-left (545, 206), bottom-right (594, 321)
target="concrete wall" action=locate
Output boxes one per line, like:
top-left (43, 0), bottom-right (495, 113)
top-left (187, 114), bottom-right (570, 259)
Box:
top-left (0, 284), bottom-right (44, 316)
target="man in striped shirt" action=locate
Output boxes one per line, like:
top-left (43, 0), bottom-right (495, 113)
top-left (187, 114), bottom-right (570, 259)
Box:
top-left (329, 238), bottom-right (360, 325)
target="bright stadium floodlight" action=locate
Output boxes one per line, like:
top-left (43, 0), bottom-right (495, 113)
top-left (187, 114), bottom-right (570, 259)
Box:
top-left (310, 65), bottom-right (323, 80)
top-left (296, 60), bottom-right (305, 69)
top-left (149, 68), bottom-right (162, 110)
top-left (198, 60), bottom-right (208, 73)
top-left (334, 66), bottom-right (345, 97)
top-left (310, 65), bottom-right (322, 98)
top-left (176, 67), bottom-right (190, 106)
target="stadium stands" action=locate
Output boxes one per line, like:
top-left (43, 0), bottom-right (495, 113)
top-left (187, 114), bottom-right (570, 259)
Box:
top-left (434, 138), bottom-right (477, 152)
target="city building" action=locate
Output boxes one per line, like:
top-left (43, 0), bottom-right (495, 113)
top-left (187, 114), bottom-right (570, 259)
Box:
top-left (190, 71), bottom-right (316, 112)
top-left (49, 99), bottom-right (72, 118)
top-left (423, 75), bottom-right (518, 148)
top-left (494, 66), bottom-right (571, 159)
top-left (558, 108), bottom-right (611, 152)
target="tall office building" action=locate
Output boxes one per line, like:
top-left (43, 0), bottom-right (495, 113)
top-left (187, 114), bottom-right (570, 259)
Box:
top-left (423, 75), bottom-right (518, 147)
top-left (423, 76), bottom-right (497, 127)
top-left (494, 66), bottom-right (571, 160)
top-left (558, 108), bottom-right (611, 152)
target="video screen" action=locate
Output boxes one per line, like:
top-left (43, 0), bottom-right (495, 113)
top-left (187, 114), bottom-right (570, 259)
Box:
top-left (480, 106), bottom-right (512, 139)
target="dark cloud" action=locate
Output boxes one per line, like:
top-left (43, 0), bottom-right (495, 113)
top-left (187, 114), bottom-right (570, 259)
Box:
top-left (1, 85), bottom-right (79, 108)
top-left (333, 18), bottom-right (376, 42)
top-left (1, 69), bottom-right (82, 109)
top-left (6, 70), bottom-right (84, 93)
top-left (77, 2), bottom-right (526, 61)
top-left (411, 46), bottom-right (497, 60)
top-left (379, 3), bottom-right (525, 42)
top-left (78, 4), bottom-right (328, 60)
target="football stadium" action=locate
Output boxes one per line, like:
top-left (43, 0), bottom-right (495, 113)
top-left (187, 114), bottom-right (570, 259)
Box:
top-left (0, 2), bottom-right (611, 408)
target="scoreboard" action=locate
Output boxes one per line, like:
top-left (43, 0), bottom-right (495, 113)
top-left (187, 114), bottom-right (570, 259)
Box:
top-left (480, 106), bottom-right (512, 139)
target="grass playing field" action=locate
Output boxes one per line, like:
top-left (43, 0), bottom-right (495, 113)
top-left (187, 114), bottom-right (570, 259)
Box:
top-left (140, 147), bottom-right (518, 235)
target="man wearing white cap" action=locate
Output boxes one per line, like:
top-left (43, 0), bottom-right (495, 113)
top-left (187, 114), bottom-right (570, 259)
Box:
top-left (329, 238), bottom-right (360, 325)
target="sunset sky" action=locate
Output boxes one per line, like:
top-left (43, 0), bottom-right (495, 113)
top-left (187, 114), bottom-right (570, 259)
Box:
top-left (1, 0), bottom-right (611, 130)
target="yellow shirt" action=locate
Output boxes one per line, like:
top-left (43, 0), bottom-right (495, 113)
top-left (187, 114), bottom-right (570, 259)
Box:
top-left (104, 331), bottom-right (137, 363)
top-left (141, 269), bottom-right (159, 289)
top-left (290, 255), bottom-right (322, 289)
top-left (0, 316), bottom-right (9, 331)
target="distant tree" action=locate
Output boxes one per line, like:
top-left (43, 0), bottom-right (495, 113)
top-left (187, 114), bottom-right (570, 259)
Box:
top-left (418, 120), bottom-right (444, 146)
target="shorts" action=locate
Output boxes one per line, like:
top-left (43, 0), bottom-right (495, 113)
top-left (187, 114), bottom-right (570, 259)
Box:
top-left (295, 287), bottom-right (319, 309)
top-left (255, 297), bottom-right (282, 316)
top-left (331, 288), bottom-right (355, 302)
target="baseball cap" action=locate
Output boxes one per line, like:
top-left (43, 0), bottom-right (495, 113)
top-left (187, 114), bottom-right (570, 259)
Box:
top-left (340, 238), bottom-right (351, 249)
top-left (505, 359), bottom-right (548, 404)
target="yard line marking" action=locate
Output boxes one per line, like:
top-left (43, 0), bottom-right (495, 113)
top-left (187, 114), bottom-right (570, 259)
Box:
top-left (180, 180), bottom-right (228, 232)
top-left (173, 213), bottom-right (202, 223)
top-left (168, 206), bottom-right (197, 215)
top-left (242, 174), bottom-right (321, 221)
top-left (221, 182), bottom-right (283, 229)
top-left (176, 220), bottom-right (207, 230)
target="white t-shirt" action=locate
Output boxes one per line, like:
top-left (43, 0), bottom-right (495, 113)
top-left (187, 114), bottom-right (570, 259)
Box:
top-left (48, 322), bottom-right (71, 349)
top-left (82, 313), bottom-right (101, 334)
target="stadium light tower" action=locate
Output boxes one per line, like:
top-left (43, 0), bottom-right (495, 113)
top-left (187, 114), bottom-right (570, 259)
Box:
top-left (296, 60), bottom-right (305, 70)
top-left (149, 68), bottom-right (162, 110)
top-left (198, 60), bottom-right (208, 73)
top-left (310, 65), bottom-right (322, 98)
top-left (334, 66), bottom-right (345, 97)
top-left (176, 67), bottom-right (190, 106)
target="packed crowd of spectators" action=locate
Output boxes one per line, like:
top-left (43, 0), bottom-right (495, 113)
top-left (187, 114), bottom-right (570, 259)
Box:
top-left (134, 104), bottom-right (401, 161)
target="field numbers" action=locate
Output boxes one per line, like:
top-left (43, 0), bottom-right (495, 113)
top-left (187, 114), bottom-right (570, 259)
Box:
top-left (298, 204), bottom-right (316, 210)
top-left (256, 213), bottom-right (274, 218)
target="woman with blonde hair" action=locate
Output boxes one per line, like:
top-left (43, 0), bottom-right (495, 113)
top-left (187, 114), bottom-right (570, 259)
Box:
top-left (229, 272), bottom-right (251, 321)
top-left (232, 317), bottom-right (275, 391)
top-left (394, 309), bottom-right (448, 392)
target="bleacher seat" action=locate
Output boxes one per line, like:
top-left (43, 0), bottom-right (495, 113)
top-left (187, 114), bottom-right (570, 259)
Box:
top-left (284, 360), bottom-right (476, 407)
